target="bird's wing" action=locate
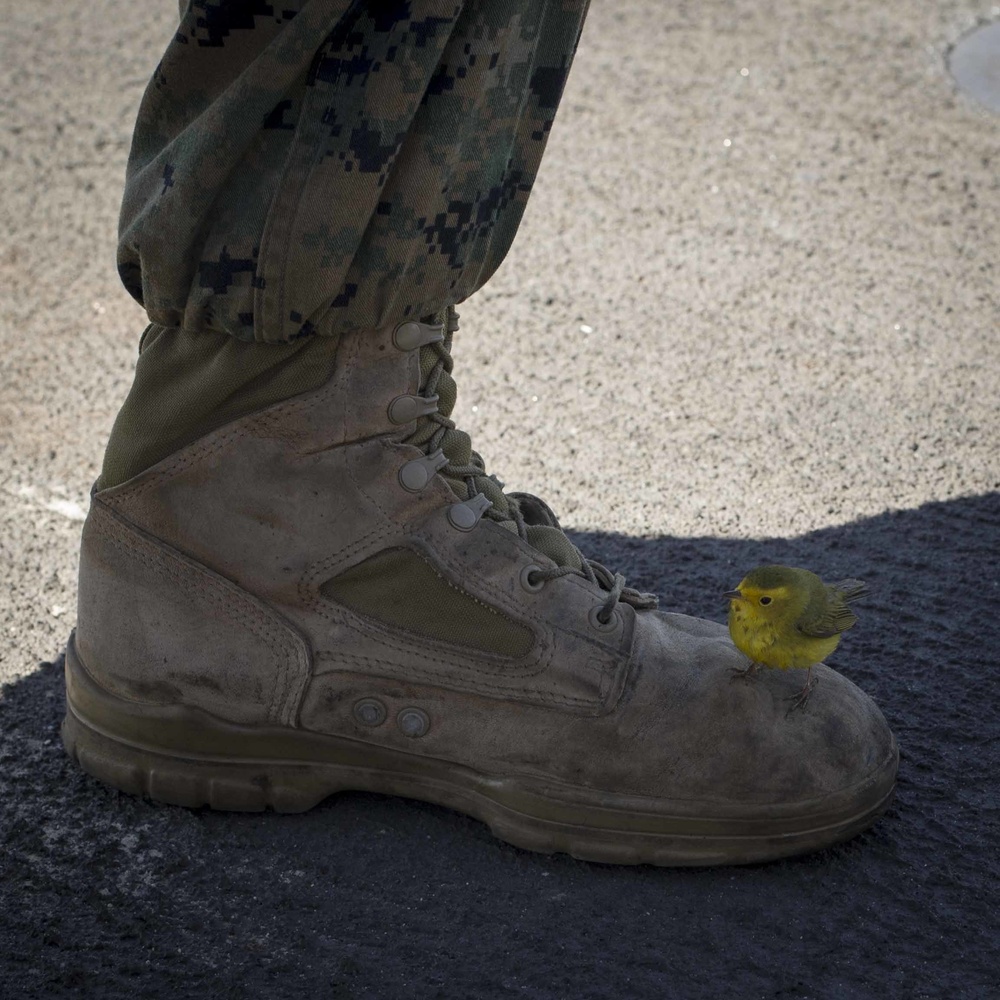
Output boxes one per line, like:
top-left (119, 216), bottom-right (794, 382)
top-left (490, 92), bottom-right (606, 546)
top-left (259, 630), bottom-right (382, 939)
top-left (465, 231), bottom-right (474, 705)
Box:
top-left (796, 589), bottom-right (860, 638)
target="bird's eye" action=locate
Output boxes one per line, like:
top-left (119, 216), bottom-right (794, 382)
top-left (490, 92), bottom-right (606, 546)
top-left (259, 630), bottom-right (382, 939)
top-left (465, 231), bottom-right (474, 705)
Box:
top-left (759, 596), bottom-right (773, 606)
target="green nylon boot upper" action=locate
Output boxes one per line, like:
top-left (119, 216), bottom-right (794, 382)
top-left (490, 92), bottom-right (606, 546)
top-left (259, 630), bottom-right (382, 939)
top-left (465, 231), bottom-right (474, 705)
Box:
top-left (99, 324), bottom-right (341, 491)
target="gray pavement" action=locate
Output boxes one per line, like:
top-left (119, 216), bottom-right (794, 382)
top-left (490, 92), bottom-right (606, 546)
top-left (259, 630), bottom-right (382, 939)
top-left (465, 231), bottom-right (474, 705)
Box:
top-left (1, 2), bottom-right (998, 998)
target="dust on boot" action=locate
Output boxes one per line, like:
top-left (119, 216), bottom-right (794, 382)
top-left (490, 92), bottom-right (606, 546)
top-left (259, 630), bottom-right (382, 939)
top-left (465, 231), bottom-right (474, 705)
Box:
top-left (63, 308), bottom-right (897, 866)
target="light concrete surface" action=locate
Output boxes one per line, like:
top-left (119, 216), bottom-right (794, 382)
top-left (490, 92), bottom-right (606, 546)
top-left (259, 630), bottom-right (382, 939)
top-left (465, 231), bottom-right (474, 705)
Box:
top-left (2, 6), bottom-right (999, 997)
top-left (1, 0), bottom-right (998, 688)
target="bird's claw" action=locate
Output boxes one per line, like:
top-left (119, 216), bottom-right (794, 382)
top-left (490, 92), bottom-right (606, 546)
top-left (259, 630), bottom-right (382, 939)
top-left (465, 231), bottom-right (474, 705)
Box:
top-left (729, 661), bottom-right (760, 684)
top-left (784, 676), bottom-right (819, 716)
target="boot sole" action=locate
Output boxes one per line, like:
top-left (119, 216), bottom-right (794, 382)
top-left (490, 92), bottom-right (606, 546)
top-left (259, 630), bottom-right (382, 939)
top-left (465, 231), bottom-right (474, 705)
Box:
top-left (61, 636), bottom-right (897, 867)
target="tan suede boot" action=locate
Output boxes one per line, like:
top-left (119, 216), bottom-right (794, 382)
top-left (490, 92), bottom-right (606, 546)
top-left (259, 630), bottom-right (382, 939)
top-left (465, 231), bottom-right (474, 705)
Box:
top-left (63, 312), bottom-right (897, 866)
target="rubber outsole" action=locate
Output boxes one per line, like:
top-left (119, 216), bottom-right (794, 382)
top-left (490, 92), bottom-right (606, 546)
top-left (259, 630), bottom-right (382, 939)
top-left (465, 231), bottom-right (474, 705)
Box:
top-left (61, 637), bottom-right (898, 867)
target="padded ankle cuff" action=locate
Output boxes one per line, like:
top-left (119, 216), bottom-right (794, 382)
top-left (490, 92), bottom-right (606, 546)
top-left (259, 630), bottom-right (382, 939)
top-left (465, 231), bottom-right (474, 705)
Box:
top-left (99, 324), bottom-right (340, 489)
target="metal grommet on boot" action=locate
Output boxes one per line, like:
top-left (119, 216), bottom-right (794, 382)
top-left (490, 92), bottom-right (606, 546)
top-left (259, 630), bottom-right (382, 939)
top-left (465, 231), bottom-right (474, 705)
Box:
top-left (447, 493), bottom-right (492, 531)
top-left (353, 698), bottom-right (387, 727)
top-left (399, 449), bottom-right (449, 492)
top-left (588, 605), bottom-right (620, 633)
top-left (519, 565), bottom-right (545, 593)
top-left (392, 321), bottom-right (445, 352)
top-left (397, 707), bottom-right (430, 738)
top-left (388, 393), bottom-right (439, 425)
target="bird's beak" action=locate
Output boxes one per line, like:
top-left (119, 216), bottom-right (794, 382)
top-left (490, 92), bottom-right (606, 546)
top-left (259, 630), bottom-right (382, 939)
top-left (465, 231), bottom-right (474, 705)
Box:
top-left (723, 590), bottom-right (743, 601)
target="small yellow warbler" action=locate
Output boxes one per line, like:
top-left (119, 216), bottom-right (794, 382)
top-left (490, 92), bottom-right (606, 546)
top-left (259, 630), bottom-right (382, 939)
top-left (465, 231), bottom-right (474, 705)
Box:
top-left (724, 565), bottom-right (868, 711)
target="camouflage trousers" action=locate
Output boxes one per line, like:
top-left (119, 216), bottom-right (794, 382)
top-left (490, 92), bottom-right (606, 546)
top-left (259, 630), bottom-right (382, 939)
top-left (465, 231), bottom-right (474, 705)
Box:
top-left (118, 0), bottom-right (590, 343)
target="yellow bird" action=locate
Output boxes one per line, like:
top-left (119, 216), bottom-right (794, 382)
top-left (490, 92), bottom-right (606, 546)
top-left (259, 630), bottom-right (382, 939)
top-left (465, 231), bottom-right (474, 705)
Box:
top-left (724, 565), bottom-right (868, 711)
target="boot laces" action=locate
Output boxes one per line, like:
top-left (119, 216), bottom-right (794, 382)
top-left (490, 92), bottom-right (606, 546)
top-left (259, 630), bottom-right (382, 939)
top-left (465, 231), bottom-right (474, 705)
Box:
top-left (404, 307), bottom-right (658, 620)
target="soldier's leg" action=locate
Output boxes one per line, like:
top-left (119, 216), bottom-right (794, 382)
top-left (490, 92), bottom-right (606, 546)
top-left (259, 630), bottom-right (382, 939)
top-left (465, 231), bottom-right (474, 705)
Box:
top-left (121, 1), bottom-right (588, 342)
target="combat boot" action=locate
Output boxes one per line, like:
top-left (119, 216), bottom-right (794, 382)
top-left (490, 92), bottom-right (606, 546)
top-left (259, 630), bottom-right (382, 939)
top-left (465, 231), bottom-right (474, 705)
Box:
top-left (63, 309), bottom-right (897, 866)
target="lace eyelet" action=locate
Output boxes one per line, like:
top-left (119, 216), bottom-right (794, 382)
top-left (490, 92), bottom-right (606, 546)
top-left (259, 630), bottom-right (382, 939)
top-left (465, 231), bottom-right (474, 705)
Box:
top-left (588, 605), bottom-right (620, 633)
top-left (519, 565), bottom-right (545, 593)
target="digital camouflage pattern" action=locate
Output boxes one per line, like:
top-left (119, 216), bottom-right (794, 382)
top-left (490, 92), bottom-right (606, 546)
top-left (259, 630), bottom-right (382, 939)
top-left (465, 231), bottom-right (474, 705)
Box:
top-left (118, 0), bottom-right (590, 343)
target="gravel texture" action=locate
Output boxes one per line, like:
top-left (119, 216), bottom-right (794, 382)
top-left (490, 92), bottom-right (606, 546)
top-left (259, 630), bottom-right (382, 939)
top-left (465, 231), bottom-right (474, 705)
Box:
top-left (1, 1), bottom-right (998, 997)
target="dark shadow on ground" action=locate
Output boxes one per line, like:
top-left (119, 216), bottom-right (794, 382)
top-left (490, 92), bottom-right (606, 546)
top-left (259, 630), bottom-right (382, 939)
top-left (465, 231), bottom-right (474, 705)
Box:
top-left (2, 493), bottom-right (997, 999)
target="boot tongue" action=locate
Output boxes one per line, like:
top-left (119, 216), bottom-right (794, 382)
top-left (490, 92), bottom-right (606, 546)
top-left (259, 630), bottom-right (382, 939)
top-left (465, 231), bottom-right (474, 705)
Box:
top-left (524, 524), bottom-right (585, 571)
top-left (510, 490), bottom-right (584, 571)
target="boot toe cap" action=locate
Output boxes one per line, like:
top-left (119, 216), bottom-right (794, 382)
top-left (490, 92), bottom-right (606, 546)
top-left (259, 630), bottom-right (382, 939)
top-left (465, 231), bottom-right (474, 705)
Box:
top-left (626, 610), bottom-right (898, 812)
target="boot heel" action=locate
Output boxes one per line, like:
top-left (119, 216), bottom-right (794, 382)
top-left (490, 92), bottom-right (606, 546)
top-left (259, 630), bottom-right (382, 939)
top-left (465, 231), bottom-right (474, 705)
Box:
top-left (60, 707), bottom-right (334, 812)
top-left (61, 634), bottom-right (356, 812)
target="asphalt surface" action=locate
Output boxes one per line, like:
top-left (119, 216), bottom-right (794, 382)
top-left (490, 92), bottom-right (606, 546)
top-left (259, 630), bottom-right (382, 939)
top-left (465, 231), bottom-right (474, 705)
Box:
top-left (1, 2), bottom-right (998, 998)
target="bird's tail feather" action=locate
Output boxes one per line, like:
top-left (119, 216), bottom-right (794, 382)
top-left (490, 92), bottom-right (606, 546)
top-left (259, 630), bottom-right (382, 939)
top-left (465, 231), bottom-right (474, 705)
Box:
top-left (833, 579), bottom-right (869, 602)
